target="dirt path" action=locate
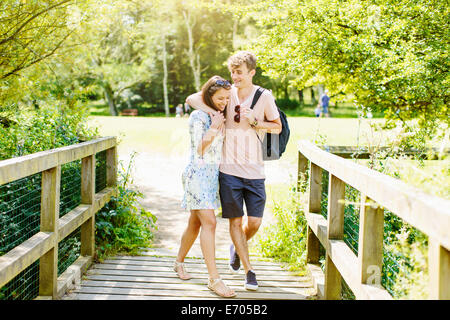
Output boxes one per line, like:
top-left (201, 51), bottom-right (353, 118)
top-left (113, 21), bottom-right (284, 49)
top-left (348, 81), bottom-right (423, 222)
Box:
top-left (119, 150), bottom-right (295, 259)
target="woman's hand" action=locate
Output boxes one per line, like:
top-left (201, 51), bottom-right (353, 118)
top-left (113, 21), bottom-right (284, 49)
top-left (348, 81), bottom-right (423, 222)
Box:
top-left (209, 111), bottom-right (225, 130)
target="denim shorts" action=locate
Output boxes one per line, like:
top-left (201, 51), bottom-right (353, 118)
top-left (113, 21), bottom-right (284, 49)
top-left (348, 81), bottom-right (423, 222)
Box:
top-left (219, 172), bottom-right (266, 219)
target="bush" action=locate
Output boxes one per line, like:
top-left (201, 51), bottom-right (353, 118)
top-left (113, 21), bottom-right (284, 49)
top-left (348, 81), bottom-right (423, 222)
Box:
top-left (254, 183), bottom-right (308, 273)
top-left (95, 153), bottom-right (157, 261)
top-left (275, 98), bottom-right (301, 110)
top-left (0, 105), bottom-right (98, 160)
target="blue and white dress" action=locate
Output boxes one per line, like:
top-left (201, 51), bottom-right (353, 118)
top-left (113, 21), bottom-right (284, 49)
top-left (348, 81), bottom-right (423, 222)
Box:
top-left (181, 110), bottom-right (224, 210)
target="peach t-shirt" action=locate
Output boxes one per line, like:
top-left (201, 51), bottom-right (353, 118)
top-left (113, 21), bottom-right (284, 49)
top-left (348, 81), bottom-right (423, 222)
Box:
top-left (220, 85), bottom-right (279, 179)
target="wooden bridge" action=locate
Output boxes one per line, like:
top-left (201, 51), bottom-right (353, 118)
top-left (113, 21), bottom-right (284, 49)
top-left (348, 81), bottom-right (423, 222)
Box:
top-left (0, 137), bottom-right (449, 300)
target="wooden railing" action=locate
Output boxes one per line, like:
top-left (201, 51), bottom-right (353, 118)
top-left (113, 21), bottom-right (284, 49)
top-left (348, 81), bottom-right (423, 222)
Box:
top-left (297, 140), bottom-right (450, 300)
top-left (0, 137), bottom-right (117, 299)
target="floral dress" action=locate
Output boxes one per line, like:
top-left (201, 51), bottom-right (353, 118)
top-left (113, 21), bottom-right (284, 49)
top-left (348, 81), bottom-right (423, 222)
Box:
top-left (181, 110), bottom-right (224, 210)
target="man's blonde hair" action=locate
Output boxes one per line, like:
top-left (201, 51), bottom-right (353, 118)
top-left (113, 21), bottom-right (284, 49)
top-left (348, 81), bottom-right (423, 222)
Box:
top-left (227, 51), bottom-right (257, 71)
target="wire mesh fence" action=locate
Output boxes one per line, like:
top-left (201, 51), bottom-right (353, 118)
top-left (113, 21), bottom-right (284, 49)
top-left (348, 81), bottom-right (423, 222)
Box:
top-left (316, 166), bottom-right (428, 299)
top-left (0, 151), bottom-right (109, 300)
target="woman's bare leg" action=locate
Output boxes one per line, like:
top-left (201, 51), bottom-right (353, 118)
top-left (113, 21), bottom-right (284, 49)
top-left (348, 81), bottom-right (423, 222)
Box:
top-left (195, 209), bottom-right (220, 279)
top-left (176, 211), bottom-right (201, 263)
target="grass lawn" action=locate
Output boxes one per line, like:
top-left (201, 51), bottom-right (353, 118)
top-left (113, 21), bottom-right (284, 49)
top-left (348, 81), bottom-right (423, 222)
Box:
top-left (89, 115), bottom-right (448, 199)
top-left (89, 115), bottom-right (384, 165)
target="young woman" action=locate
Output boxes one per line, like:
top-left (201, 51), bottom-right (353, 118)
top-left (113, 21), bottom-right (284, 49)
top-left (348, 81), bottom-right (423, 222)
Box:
top-left (174, 75), bottom-right (236, 298)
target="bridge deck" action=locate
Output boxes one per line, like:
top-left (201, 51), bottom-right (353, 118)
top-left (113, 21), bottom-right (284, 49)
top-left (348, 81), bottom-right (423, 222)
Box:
top-left (63, 248), bottom-right (316, 300)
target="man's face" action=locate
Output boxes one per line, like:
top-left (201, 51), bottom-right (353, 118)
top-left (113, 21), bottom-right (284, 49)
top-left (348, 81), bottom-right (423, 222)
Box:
top-left (230, 64), bottom-right (255, 88)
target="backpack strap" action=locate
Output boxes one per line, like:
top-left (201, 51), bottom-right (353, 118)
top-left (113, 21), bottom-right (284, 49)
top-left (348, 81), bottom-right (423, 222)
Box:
top-left (250, 87), bottom-right (265, 110)
top-left (249, 87), bottom-right (266, 146)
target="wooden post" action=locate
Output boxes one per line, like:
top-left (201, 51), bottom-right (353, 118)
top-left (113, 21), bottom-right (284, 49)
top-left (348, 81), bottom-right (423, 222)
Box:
top-left (297, 151), bottom-right (308, 191)
top-left (306, 163), bottom-right (322, 264)
top-left (358, 195), bottom-right (384, 287)
top-left (324, 174), bottom-right (345, 300)
top-left (429, 238), bottom-right (450, 299)
top-left (39, 165), bottom-right (61, 298)
top-left (81, 155), bottom-right (95, 257)
top-left (309, 163), bottom-right (322, 214)
top-left (106, 146), bottom-right (118, 188)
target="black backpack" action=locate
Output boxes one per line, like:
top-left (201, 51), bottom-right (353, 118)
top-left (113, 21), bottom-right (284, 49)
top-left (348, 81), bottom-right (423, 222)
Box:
top-left (250, 87), bottom-right (290, 161)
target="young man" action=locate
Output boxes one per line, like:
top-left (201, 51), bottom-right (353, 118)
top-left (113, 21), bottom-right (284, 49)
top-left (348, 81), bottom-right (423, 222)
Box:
top-left (186, 51), bottom-right (281, 290)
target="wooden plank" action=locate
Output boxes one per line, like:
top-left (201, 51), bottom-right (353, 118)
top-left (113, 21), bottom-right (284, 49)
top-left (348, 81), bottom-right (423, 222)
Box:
top-left (84, 274), bottom-right (312, 288)
top-left (58, 205), bottom-right (91, 240)
top-left (58, 188), bottom-right (115, 240)
top-left (0, 137), bottom-right (116, 185)
top-left (308, 162), bottom-right (322, 214)
top-left (101, 258), bottom-right (295, 272)
top-left (324, 174), bottom-right (345, 299)
top-left (305, 212), bottom-right (328, 246)
top-left (429, 238), bottom-right (450, 299)
top-left (0, 232), bottom-right (55, 288)
top-left (57, 255), bottom-right (92, 299)
top-left (81, 155), bottom-right (95, 257)
top-left (298, 150), bottom-right (308, 190)
top-left (358, 195), bottom-right (384, 287)
top-left (88, 267), bottom-right (305, 282)
top-left (79, 280), bottom-right (309, 295)
top-left (106, 146), bottom-right (118, 188)
top-left (324, 255), bottom-right (340, 300)
top-left (321, 145), bottom-right (450, 160)
top-left (69, 293), bottom-right (219, 300)
top-left (327, 240), bottom-right (392, 300)
top-left (131, 254), bottom-right (285, 267)
top-left (39, 166), bottom-right (61, 298)
top-left (74, 285), bottom-right (309, 300)
top-left (307, 263), bottom-right (324, 299)
top-left (95, 262), bottom-right (301, 277)
top-left (327, 174), bottom-right (345, 240)
top-left (307, 162), bottom-right (323, 265)
top-left (298, 140), bottom-right (450, 251)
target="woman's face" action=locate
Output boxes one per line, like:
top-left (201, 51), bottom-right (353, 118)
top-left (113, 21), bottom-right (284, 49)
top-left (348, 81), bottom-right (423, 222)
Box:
top-left (211, 88), bottom-right (230, 111)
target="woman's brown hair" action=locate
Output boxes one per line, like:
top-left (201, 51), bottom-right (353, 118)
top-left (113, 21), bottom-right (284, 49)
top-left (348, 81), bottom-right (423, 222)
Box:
top-left (201, 75), bottom-right (231, 115)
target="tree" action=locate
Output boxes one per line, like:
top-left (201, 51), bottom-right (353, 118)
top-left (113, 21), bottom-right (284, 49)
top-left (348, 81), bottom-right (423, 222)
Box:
top-left (0, 0), bottom-right (90, 107)
top-left (239, 0), bottom-right (449, 129)
top-left (68, 0), bottom-right (154, 116)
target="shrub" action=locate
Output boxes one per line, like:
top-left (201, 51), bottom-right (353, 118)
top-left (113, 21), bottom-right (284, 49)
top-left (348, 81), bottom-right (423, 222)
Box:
top-left (254, 183), bottom-right (308, 273)
top-left (0, 105), bottom-right (98, 160)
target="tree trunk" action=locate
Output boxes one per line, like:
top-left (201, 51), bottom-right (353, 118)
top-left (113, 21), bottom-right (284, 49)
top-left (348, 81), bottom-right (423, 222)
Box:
top-left (103, 82), bottom-right (118, 116)
top-left (283, 85), bottom-right (289, 99)
top-left (162, 31), bottom-right (170, 117)
top-left (183, 9), bottom-right (201, 92)
top-left (310, 86), bottom-right (317, 105)
top-left (298, 89), bottom-right (304, 105)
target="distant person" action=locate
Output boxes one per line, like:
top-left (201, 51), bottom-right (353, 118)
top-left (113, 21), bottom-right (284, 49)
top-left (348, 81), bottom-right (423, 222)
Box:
top-left (176, 104), bottom-right (184, 117)
top-left (184, 102), bottom-right (191, 115)
top-left (320, 90), bottom-right (330, 117)
top-left (175, 75), bottom-right (236, 298)
top-left (314, 104), bottom-right (321, 117)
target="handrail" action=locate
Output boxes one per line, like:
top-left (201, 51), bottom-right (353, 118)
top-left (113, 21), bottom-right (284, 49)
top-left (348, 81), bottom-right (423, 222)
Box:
top-left (298, 140), bottom-right (450, 300)
top-left (0, 136), bottom-right (118, 299)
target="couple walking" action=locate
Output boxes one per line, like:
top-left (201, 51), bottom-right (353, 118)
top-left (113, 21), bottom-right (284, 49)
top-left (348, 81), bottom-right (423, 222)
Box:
top-left (174, 51), bottom-right (282, 298)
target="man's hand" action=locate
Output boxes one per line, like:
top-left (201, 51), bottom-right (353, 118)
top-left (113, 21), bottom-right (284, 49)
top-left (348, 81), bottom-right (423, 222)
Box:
top-left (241, 105), bottom-right (256, 124)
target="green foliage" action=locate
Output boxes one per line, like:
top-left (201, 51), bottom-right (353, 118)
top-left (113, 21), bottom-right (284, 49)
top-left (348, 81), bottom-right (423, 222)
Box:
top-left (254, 184), bottom-right (308, 273)
top-left (241, 0), bottom-right (449, 131)
top-left (275, 98), bottom-right (301, 110)
top-left (95, 154), bottom-right (157, 260)
top-left (0, 105), bottom-right (97, 160)
top-left (385, 227), bottom-right (429, 299)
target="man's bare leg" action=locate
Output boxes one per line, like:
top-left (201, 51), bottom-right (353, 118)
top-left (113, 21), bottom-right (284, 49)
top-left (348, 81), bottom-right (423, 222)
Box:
top-left (242, 216), bottom-right (262, 241)
top-left (229, 217), bottom-right (252, 273)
